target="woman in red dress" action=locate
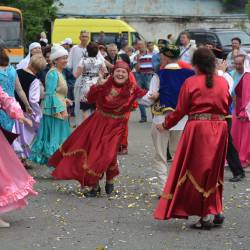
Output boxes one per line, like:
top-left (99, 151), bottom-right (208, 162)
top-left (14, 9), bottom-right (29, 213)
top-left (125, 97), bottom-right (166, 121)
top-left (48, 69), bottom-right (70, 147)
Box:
top-left (154, 48), bottom-right (231, 229)
top-left (49, 61), bottom-right (146, 197)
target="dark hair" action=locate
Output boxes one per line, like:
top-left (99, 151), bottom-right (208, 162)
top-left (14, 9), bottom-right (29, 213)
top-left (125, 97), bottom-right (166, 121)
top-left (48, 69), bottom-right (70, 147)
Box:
top-left (231, 37), bottom-right (241, 44)
top-left (121, 42), bottom-right (128, 50)
top-left (192, 48), bottom-right (216, 88)
top-left (147, 41), bottom-right (154, 45)
top-left (180, 31), bottom-right (190, 40)
top-left (87, 42), bottom-right (99, 57)
top-left (118, 53), bottom-right (131, 66)
top-left (205, 41), bottom-right (215, 47)
top-left (0, 47), bottom-right (9, 66)
top-left (42, 45), bottom-right (52, 57)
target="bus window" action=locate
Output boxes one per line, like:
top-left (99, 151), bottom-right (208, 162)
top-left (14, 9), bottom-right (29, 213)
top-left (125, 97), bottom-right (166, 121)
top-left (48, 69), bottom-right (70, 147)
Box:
top-left (91, 33), bottom-right (117, 44)
top-left (121, 32), bottom-right (128, 42)
top-left (131, 32), bottom-right (144, 44)
top-left (0, 11), bottom-right (22, 48)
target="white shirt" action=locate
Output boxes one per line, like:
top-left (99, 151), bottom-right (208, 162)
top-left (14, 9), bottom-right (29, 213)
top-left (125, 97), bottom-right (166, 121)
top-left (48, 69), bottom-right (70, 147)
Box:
top-left (68, 45), bottom-right (105, 74)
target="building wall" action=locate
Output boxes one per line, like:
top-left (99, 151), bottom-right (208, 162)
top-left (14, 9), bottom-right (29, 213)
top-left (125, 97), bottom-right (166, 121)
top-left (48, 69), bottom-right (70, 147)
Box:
top-left (58, 0), bottom-right (224, 17)
top-left (57, 0), bottom-right (250, 42)
top-left (124, 16), bottom-right (250, 41)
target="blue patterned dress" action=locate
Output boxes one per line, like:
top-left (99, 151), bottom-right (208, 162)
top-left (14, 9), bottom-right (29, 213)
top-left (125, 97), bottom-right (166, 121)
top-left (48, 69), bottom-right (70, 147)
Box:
top-left (0, 65), bottom-right (17, 131)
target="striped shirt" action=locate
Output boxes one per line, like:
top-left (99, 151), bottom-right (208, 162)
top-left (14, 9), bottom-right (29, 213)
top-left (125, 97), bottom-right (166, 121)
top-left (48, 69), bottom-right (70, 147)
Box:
top-left (134, 51), bottom-right (154, 74)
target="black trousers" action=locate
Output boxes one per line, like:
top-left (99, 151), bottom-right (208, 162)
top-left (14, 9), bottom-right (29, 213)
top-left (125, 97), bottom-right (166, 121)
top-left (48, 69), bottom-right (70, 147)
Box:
top-left (226, 118), bottom-right (244, 176)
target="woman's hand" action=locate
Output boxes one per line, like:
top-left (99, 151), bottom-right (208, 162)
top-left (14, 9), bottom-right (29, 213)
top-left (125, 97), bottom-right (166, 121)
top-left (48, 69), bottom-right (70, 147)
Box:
top-left (148, 92), bottom-right (159, 100)
top-left (66, 98), bottom-right (73, 106)
top-left (97, 76), bottom-right (107, 85)
top-left (19, 116), bottom-right (33, 127)
top-left (156, 123), bottom-right (166, 132)
top-left (60, 110), bottom-right (69, 120)
top-left (25, 105), bottom-right (33, 114)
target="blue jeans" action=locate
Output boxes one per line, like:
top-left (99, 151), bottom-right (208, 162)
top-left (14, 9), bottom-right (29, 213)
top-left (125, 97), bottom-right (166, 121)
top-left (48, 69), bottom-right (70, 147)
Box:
top-left (134, 72), bottom-right (153, 120)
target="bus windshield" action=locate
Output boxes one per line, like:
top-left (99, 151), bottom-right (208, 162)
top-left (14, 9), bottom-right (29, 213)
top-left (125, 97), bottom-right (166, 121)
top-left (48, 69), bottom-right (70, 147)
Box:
top-left (0, 11), bottom-right (22, 48)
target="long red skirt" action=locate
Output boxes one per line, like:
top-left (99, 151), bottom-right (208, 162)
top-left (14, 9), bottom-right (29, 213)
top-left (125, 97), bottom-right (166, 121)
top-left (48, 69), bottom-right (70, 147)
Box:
top-left (50, 111), bottom-right (126, 187)
top-left (154, 120), bottom-right (228, 220)
top-left (118, 112), bottom-right (130, 151)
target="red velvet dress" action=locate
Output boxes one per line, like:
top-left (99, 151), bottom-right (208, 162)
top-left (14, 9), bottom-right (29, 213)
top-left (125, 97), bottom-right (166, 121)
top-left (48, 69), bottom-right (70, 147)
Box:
top-left (154, 74), bottom-right (231, 220)
top-left (50, 76), bottom-right (145, 187)
top-left (118, 72), bottom-right (138, 152)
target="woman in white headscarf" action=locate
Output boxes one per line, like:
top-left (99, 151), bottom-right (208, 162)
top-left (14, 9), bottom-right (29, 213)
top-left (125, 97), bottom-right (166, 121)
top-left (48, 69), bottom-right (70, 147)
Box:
top-left (29, 45), bottom-right (71, 165)
top-left (231, 55), bottom-right (250, 168)
top-left (16, 42), bottom-right (42, 70)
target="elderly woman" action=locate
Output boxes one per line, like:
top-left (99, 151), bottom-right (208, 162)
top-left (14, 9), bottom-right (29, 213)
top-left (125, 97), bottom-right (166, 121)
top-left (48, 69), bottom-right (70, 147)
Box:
top-left (16, 42), bottom-right (42, 70)
top-left (154, 48), bottom-right (231, 229)
top-left (29, 45), bottom-right (71, 165)
top-left (50, 61), bottom-right (147, 197)
top-left (13, 54), bottom-right (47, 161)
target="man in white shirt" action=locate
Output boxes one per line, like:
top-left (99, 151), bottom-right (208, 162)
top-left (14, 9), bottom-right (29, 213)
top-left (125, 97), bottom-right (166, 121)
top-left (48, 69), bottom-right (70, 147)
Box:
top-left (179, 31), bottom-right (196, 64)
top-left (226, 37), bottom-right (247, 72)
top-left (140, 45), bottom-right (194, 196)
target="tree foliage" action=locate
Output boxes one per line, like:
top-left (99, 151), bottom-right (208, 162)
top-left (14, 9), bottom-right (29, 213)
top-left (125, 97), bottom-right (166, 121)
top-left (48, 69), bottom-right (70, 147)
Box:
top-left (1, 0), bottom-right (61, 46)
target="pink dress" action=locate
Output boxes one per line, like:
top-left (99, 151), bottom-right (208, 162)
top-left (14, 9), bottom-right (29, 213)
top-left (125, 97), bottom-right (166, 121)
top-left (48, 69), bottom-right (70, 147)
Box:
top-left (231, 73), bottom-right (250, 167)
top-left (0, 86), bottom-right (37, 214)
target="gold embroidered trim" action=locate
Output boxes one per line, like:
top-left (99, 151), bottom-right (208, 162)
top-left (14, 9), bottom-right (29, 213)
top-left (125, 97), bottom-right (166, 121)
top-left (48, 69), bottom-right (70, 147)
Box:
top-left (59, 147), bottom-right (102, 178)
top-left (97, 109), bottom-right (125, 119)
top-left (109, 88), bottom-right (119, 97)
top-left (161, 193), bottom-right (173, 200)
top-left (161, 170), bottom-right (223, 200)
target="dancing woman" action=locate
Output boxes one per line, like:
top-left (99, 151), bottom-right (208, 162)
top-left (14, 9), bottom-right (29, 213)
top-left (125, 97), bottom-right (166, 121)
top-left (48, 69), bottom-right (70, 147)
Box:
top-left (50, 61), bottom-right (147, 197)
top-left (0, 86), bottom-right (37, 227)
top-left (154, 48), bottom-right (231, 229)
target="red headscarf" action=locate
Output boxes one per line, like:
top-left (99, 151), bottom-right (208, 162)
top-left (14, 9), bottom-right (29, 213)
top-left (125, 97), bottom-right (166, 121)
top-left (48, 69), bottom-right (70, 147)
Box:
top-left (113, 60), bottom-right (130, 74)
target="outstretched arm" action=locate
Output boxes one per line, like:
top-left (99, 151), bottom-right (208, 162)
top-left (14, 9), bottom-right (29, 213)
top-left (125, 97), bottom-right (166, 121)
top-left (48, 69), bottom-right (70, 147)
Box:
top-left (157, 80), bottom-right (190, 131)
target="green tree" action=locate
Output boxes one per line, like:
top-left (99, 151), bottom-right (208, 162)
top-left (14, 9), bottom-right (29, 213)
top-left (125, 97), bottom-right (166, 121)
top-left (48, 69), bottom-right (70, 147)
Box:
top-left (1, 0), bottom-right (62, 47)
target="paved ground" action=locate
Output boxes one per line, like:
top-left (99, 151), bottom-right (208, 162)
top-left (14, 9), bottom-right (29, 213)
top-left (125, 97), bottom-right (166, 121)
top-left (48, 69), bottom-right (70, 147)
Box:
top-left (1, 110), bottom-right (250, 250)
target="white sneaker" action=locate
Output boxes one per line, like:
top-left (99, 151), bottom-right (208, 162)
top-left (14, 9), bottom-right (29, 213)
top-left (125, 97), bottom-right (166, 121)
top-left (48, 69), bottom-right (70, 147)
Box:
top-left (0, 219), bottom-right (10, 228)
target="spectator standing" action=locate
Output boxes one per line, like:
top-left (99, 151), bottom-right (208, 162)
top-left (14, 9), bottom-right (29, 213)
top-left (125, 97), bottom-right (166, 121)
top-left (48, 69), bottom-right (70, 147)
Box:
top-left (179, 32), bottom-right (196, 64)
top-left (134, 40), bottom-right (154, 122)
top-left (226, 37), bottom-right (247, 71)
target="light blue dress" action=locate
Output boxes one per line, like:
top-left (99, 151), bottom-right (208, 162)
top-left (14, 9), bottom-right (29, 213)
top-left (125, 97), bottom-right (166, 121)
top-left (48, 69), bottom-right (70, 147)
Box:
top-left (29, 68), bottom-right (71, 165)
top-left (0, 65), bottom-right (16, 131)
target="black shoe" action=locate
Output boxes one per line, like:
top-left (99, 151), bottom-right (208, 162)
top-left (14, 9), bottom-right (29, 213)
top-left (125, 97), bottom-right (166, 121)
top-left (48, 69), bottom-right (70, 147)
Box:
top-left (213, 214), bottom-right (225, 226)
top-left (139, 118), bottom-right (147, 123)
top-left (84, 186), bottom-right (101, 197)
top-left (240, 172), bottom-right (245, 179)
top-left (190, 218), bottom-right (213, 230)
top-left (229, 175), bottom-right (242, 182)
top-left (105, 183), bottom-right (114, 195)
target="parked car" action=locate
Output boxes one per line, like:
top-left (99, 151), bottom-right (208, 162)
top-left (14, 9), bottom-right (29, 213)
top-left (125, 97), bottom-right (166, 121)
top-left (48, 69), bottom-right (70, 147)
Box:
top-left (176, 28), bottom-right (250, 59)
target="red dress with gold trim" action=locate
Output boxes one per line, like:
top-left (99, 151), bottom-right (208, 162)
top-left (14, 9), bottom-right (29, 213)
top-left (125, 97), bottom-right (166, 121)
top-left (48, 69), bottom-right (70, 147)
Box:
top-left (154, 74), bottom-right (231, 220)
top-left (50, 76), bottom-right (145, 187)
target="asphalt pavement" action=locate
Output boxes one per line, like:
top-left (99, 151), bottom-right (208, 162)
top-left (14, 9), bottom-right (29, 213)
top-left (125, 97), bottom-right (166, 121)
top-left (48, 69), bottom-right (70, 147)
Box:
top-left (1, 110), bottom-right (250, 250)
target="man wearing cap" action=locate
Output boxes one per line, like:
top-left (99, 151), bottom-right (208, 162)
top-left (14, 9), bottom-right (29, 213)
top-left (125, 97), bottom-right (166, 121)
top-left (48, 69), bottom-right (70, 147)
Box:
top-left (140, 45), bottom-right (194, 196)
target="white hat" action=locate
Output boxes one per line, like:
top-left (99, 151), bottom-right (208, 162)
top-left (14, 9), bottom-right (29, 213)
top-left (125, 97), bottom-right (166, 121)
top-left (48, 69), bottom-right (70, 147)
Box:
top-left (50, 45), bottom-right (68, 61)
top-left (29, 42), bottom-right (41, 52)
top-left (62, 38), bottom-right (73, 45)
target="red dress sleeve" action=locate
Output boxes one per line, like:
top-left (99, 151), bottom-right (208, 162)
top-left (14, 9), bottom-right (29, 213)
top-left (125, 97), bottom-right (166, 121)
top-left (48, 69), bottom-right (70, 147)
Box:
top-left (87, 84), bottom-right (105, 104)
top-left (134, 85), bottom-right (147, 99)
top-left (164, 81), bottom-right (190, 129)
